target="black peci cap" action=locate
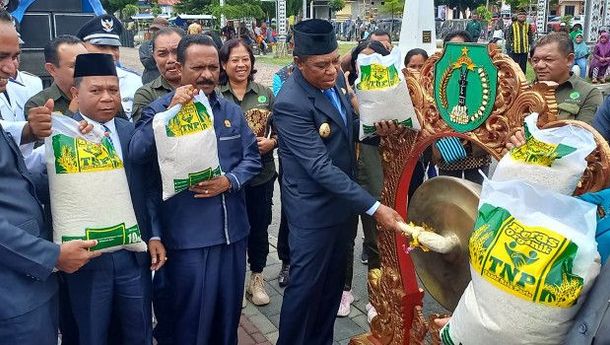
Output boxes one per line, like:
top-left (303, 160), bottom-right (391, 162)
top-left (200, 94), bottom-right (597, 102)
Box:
top-left (293, 19), bottom-right (338, 56)
top-left (74, 53), bottom-right (117, 78)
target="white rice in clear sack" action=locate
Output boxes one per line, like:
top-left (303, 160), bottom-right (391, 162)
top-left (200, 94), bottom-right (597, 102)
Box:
top-left (46, 115), bottom-right (146, 253)
top-left (153, 92), bottom-right (221, 200)
top-left (492, 113), bottom-right (596, 195)
top-left (441, 178), bottom-right (600, 345)
top-left (355, 49), bottom-right (420, 140)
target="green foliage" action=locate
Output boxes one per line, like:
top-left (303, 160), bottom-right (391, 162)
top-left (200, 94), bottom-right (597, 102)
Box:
top-left (503, 0), bottom-right (529, 11)
top-left (102, 0), bottom-right (138, 15)
top-left (174, 0), bottom-right (214, 15)
top-left (381, 0), bottom-right (404, 16)
top-left (211, 0), bottom-right (265, 20)
top-left (475, 5), bottom-right (492, 21)
top-left (561, 15), bottom-right (573, 26)
top-left (122, 3), bottom-right (139, 18)
top-left (151, 4), bottom-right (163, 16)
top-left (329, 0), bottom-right (346, 12)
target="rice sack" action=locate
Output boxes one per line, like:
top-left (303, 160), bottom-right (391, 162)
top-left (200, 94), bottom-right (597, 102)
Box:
top-left (441, 179), bottom-right (600, 345)
top-left (153, 92), bottom-right (222, 200)
top-left (355, 49), bottom-right (420, 140)
top-left (46, 115), bottom-right (146, 253)
top-left (492, 113), bottom-right (596, 195)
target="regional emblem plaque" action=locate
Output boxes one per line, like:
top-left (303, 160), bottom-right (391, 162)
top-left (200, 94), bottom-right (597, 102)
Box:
top-left (434, 43), bottom-right (498, 133)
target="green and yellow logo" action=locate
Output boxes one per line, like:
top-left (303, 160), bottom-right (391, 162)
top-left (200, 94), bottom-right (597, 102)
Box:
top-left (510, 126), bottom-right (577, 167)
top-left (357, 63), bottom-right (401, 91)
top-left (470, 204), bottom-right (584, 307)
top-left (52, 134), bottom-right (123, 174)
top-left (166, 101), bottom-right (213, 137)
top-left (434, 43), bottom-right (498, 133)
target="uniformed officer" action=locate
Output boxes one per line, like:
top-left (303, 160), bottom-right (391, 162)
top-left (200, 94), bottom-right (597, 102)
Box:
top-left (273, 19), bottom-right (405, 345)
top-left (76, 14), bottom-right (142, 121)
top-left (132, 27), bottom-right (185, 123)
top-left (25, 35), bottom-right (87, 118)
top-left (531, 32), bottom-right (603, 124)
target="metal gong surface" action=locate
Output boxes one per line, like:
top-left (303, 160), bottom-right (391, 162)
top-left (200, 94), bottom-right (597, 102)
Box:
top-left (407, 176), bottom-right (481, 311)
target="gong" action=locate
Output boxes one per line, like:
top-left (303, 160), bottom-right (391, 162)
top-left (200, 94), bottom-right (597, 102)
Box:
top-left (407, 176), bottom-right (481, 311)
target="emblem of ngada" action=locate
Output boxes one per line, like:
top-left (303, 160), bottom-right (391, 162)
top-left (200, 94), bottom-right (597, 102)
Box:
top-left (434, 43), bottom-right (498, 132)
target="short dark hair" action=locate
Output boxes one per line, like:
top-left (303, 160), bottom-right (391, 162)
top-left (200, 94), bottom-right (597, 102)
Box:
top-left (404, 48), bottom-right (429, 68)
top-left (176, 34), bottom-right (218, 64)
top-left (443, 30), bottom-right (473, 44)
top-left (349, 40), bottom-right (390, 86)
top-left (44, 35), bottom-right (83, 66)
top-left (370, 29), bottom-right (391, 43)
top-left (219, 38), bottom-right (257, 85)
top-left (534, 32), bottom-right (574, 56)
top-left (152, 27), bottom-right (186, 51)
top-left (0, 9), bottom-right (12, 24)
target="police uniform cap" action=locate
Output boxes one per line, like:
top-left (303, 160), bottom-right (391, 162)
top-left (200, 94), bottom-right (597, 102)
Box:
top-left (77, 14), bottom-right (124, 47)
top-left (293, 19), bottom-right (338, 56)
top-left (74, 53), bottom-right (117, 78)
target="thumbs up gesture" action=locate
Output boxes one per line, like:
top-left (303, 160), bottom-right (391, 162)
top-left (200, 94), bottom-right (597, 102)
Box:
top-left (24, 98), bottom-right (54, 143)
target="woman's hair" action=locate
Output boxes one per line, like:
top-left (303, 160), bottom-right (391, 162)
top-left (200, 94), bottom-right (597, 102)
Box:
top-left (443, 30), bottom-right (473, 44)
top-left (404, 48), bottom-right (429, 68)
top-left (219, 38), bottom-right (257, 85)
top-left (348, 40), bottom-right (391, 86)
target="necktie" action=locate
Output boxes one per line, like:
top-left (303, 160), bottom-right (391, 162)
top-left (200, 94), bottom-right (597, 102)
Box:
top-left (323, 88), bottom-right (347, 126)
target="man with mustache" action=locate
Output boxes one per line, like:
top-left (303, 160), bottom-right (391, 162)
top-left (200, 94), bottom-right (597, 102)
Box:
top-left (130, 34), bottom-right (261, 344)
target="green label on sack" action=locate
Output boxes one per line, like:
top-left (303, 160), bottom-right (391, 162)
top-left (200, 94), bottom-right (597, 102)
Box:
top-left (510, 125), bottom-right (577, 167)
top-left (173, 166), bottom-right (222, 193)
top-left (166, 101), bottom-right (213, 137)
top-left (61, 223), bottom-right (142, 251)
top-left (52, 134), bottom-right (123, 174)
top-left (357, 63), bottom-right (401, 90)
top-left (469, 203), bottom-right (584, 307)
top-left (362, 118), bottom-right (413, 135)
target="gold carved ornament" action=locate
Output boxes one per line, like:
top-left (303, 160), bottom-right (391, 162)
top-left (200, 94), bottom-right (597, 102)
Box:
top-left (351, 43), bottom-right (610, 345)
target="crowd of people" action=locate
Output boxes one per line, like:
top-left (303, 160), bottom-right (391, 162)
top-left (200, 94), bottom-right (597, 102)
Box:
top-left (2, 4), bottom-right (610, 345)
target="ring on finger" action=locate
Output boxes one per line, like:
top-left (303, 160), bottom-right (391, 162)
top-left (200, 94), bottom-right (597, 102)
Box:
top-left (204, 189), bottom-right (209, 194)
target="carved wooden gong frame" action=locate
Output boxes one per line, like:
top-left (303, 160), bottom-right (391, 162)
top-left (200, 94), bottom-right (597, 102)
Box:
top-left (350, 44), bottom-right (610, 345)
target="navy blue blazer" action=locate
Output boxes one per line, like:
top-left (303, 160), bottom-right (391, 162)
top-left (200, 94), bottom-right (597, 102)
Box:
top-left (129, 91), bottom-right (261, 250)
top-left (273, 68), bottom-right (377, 229)
top-left (72, 113), bottom-right (151, 268)
top-left (0, 126), bottom-right (59, 320)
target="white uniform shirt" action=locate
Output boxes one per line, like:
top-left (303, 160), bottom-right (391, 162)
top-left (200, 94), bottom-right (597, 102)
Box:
top-left (0, 70), bottom-right (44, 169)
top-left (116, 66), bottom-right (142, 121)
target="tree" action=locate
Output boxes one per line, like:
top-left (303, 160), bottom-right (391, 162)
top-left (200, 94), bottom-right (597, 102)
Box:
top-left (174, 0), bottom-right (214, 15)
top-left (101, 0), bottom-right (138, 15)
top-left (475, 5), bottom-right (492, 21)
top-left (329, 0), bottom-right (345, 12)
top-left (211, 0), bottom-right (265, 20)
top-left (122, 3), bottom-right (139, 18)
top-left (504, 0), bottom-right (530, 11)
top-left (381, 0), bottom-right (404, 33)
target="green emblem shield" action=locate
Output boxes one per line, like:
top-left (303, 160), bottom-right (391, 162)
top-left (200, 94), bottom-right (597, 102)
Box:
top-left (434, 43), bottom-right (498, 133)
